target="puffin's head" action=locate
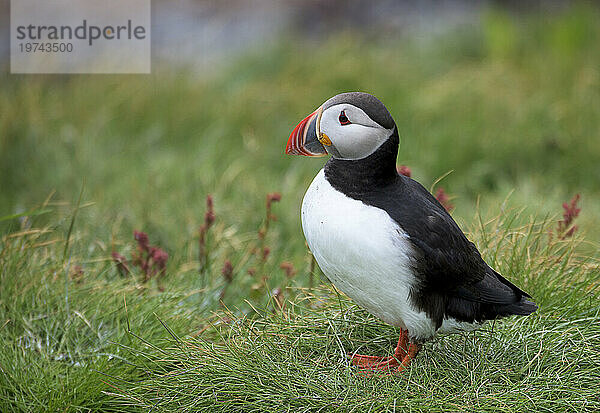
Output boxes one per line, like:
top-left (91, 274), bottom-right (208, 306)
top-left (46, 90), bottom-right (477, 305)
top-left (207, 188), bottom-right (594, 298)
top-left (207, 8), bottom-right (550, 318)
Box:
top-left (286, 92), bottom-right (396, 160)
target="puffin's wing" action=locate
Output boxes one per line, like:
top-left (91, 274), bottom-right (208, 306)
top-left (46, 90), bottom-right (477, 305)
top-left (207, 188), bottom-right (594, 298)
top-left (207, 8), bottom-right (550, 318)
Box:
top-left (384, 176), bottom-right (530, 306)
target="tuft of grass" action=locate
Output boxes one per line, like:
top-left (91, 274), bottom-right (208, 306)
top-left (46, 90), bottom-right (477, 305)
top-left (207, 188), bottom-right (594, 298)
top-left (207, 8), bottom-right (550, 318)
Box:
top-left (107, 209), bottom-right (600, 412)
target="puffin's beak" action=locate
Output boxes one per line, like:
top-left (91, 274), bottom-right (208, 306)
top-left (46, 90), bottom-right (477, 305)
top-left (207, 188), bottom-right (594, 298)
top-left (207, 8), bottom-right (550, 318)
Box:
top-left (286, 106), bottom-right (328, 156)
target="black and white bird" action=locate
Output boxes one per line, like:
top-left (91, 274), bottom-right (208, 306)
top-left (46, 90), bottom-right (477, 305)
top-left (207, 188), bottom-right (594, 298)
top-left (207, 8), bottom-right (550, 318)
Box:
top-left (286, 92), bottom-right (537, 373)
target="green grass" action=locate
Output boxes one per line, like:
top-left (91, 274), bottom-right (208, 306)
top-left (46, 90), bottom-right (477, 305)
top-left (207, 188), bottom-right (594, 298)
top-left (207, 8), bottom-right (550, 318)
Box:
top-left (1, 6), bottom-right (600, 411)
top-left (110, 212), bottom-right (600, 412)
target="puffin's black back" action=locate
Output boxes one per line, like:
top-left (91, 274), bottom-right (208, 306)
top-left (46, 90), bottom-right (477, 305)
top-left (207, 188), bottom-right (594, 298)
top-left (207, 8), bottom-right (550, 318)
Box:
top-left (324, 130), bottom-right (537, 329)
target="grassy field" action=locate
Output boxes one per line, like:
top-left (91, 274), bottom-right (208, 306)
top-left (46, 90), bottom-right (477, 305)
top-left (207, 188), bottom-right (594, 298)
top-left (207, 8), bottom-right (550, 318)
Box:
top-left (1, 6), bottom-right (600, 412)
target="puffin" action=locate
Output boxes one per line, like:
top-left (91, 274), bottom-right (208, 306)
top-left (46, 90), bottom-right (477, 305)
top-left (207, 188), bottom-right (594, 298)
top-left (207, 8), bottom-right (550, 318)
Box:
top-left (285, 92), bottom-right (537, 373)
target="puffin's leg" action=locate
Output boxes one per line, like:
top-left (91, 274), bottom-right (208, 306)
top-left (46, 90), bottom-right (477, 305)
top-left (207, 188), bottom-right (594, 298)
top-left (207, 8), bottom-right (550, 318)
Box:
top-left (350, 329), bottom-right (409, 368)
top-left (395, 342), bottom-right (421, 373)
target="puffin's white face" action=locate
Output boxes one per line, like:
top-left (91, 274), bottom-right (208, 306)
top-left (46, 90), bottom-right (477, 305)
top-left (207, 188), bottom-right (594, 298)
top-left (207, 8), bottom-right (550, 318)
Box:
top-left (319, 103), bottom-right (394, 161)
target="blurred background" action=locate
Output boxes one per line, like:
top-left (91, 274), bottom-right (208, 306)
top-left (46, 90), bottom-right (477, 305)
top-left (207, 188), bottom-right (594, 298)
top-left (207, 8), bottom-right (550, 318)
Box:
top-left (0, 0), bottom-right (598, 264)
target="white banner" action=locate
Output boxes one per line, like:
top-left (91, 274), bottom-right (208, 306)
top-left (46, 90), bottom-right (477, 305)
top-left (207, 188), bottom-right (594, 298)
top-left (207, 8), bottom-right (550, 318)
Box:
top-left (11, 0), bottom-right (151, 74)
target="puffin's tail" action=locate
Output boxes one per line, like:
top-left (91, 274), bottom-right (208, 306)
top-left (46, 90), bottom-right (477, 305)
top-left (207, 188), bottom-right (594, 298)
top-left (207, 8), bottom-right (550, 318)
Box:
top-left (497, 297), bottom-right (538, 316)
top-left (448, 267), bottom-right (538, 323)
top-left (487, 269), bottom-right (538, 317)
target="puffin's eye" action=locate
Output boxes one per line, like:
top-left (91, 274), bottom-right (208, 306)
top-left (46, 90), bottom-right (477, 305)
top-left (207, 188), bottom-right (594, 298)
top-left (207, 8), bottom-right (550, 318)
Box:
top-left (339, 110), bottom-right (351, 125)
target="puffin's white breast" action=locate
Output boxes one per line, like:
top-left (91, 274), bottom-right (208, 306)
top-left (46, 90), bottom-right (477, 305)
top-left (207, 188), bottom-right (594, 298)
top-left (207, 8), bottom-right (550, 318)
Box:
top-left (301, 169), bottom-right (437, 340)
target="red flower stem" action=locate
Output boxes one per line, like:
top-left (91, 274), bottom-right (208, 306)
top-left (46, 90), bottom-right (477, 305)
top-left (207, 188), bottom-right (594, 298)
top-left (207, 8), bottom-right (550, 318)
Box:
top-left (202, 232), bottom-right (211, 287)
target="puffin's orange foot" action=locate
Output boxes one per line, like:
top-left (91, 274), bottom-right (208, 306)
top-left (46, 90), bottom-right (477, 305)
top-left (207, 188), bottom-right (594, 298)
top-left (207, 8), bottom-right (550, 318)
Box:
top-left (350, 353), bottom-right (399, 368)
top-left (349, 329), bottom-right (409, 369)
top-left (351, 341), bottom-right (421, 376)
top-left (352, 358), bottom-right (404, 377)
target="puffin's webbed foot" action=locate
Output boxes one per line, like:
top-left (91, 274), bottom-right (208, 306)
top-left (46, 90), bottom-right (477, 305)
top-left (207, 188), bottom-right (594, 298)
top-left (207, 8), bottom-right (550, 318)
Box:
top-left (349, 329), bottom-right (421, 374)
